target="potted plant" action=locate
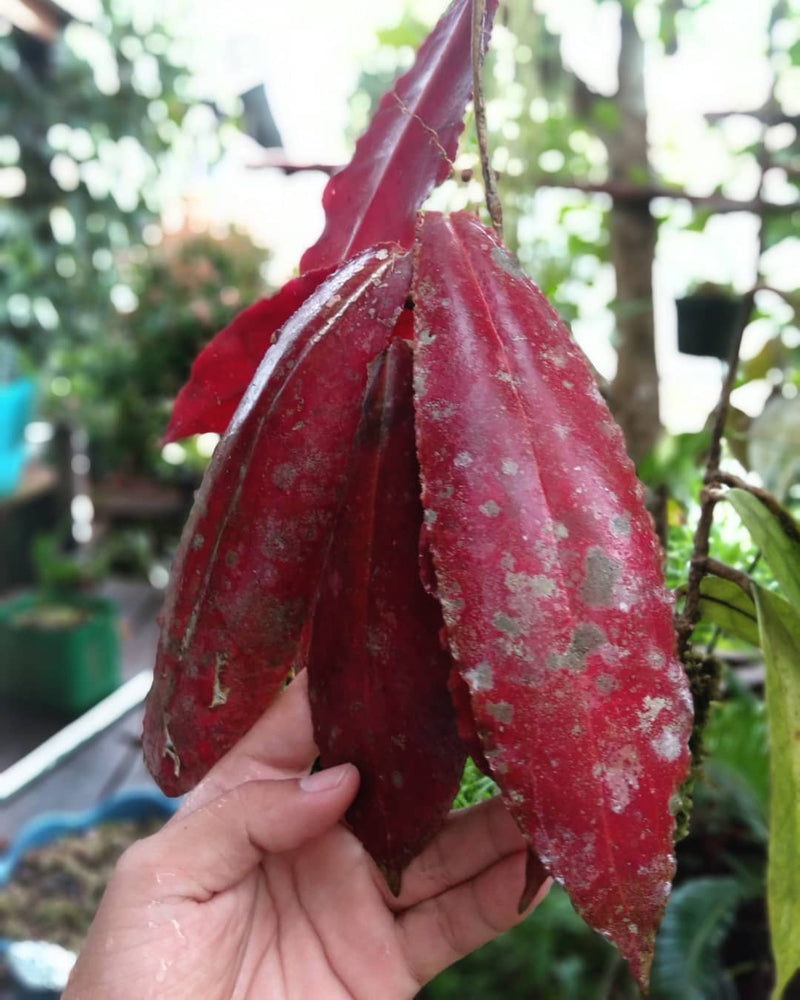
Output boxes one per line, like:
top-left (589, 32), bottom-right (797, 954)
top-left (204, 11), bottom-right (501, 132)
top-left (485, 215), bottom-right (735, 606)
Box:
top-left (0, 788), bottom-right (177, 990)
top-left (0, 533), bottom-right (121, 715)
top-left (0, 337), bottom-right (35, 497)
top-left (676, 282), bottom-right (745, 360)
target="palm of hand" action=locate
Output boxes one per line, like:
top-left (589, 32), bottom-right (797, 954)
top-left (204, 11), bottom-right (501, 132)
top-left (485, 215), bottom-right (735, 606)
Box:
top-left (167, 834), bottom-right (417, 999)
top-left (65, 674), bottom-right (547, 1000)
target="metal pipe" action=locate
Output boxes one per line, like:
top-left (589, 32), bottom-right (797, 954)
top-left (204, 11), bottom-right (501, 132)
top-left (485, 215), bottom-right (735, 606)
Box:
top-left (0, 670), bottom-right (152, 802)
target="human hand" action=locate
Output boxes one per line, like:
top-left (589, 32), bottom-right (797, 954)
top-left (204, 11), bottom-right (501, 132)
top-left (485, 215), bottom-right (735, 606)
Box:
top-left (64, 671), bottom-right (550, 1000)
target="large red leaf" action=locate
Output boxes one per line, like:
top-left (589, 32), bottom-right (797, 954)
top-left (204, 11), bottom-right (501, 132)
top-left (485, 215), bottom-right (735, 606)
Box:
top-left (412, 211), bottom-right (692, 986)
top-left (299, 0), bottom-right (498, 274)
top-left (308, 338), bottom-right (464, 893)
top-left (164, 267), bottom-right (334, 442)
top-left (421, 520), bottom-right (492, 776)
top-left (143, 246), bottom-right (412, 794)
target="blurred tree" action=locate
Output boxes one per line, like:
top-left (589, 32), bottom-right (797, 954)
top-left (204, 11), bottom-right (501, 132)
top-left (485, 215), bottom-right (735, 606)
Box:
top-left (489, 0), bottom-right (798, 462)
top-left (350, 2), bottom-right (800, 996)
top-left (350, 0), bottom-right (800, 463)
top-left (70, 228), bottom-right (270, 481)
top-left (0, 0), bottom-right (220, 367)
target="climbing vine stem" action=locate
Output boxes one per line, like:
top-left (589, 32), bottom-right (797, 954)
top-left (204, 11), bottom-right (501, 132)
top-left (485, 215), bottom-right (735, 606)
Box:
top-left (471, 0), bottom-right (503, 238)
top-left (675, 288), bottom-right (756, 660)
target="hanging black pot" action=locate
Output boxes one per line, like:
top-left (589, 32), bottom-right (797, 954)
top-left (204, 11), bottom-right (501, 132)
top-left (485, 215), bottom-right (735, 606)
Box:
top-left (676, 292), bottom-right (744, 361)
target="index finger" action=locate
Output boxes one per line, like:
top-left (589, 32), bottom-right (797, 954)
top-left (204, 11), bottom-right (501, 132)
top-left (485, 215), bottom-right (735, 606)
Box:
top-left (179, 669), bottom-right (317, 813)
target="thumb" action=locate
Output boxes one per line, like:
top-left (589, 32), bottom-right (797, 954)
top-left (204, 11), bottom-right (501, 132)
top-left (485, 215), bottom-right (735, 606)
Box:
top-left (123, 764), bottom-right (360, 900)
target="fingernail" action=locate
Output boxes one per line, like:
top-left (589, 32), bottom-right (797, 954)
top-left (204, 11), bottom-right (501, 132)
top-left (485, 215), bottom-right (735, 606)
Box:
top-left (300, 764), bottom-right (351, 793)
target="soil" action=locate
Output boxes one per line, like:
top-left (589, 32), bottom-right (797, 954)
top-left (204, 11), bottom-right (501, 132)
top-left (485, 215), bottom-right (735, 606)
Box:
top-left (0, 816), bottom-right (164, 951)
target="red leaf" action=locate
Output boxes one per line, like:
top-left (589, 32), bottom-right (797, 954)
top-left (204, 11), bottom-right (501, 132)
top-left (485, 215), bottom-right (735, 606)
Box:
top-left (143, 246), bottom-right (412, 794)
top-left (164, 267), bottom-right (334, 442)
top-left (299, 0), bottom-right (498, 274)
top-left (308, 338), bottom-right (464, 893)
top-left (448, 667), bottom-right (492, 778)
top-left (421, 521), bottom-right (492, 776)
top-left (412, 211), bottom-right (692, 986)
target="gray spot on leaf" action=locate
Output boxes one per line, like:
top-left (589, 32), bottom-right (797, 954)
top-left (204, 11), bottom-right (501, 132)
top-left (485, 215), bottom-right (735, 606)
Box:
top-left (580, 548), bottom-right (621, 607)
top-left (549, 622), bottom-right (606, 672)
top-left (487, 701), bottom-right (514, 724)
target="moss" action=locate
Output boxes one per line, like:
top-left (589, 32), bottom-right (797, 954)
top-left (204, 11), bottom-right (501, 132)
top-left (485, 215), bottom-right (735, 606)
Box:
top-left (673, 652), bottom-right (724, 842)
top-left (0, 817), bottom-right (163, 951)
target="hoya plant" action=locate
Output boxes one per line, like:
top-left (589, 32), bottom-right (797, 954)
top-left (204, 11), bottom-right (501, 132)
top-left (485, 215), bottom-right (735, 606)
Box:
top-left (143, 0), bottom-right (692, 989)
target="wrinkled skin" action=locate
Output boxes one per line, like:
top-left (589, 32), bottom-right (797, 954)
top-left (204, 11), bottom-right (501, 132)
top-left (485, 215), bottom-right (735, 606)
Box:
top-left (65, 673), bottom-right (549, 1000)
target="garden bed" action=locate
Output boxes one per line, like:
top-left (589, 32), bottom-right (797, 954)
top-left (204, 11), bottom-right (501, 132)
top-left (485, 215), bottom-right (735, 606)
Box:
top-left (0, 791), bottom-right (176, 954)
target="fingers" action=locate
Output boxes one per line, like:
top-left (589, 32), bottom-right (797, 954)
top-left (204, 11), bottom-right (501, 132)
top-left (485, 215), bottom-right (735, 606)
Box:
top-left (397, 850), bottom-right (551, 987)
top-left (124, 763), bottom-right (360, 900)
top-left (385, 796), bottom-right (528, 911)
top-left (181, 670), bottom-right (317, 812)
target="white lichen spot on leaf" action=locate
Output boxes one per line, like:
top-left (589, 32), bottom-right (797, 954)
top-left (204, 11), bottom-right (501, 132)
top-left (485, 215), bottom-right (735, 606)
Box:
top-left (465, 660), bottom-right (494, 692)
top-left (493, 612), bottom-right (522, 638)
top-left (505, 571), bottom-right (555, 599)
top-left (636, 695), bottom-right (667, 733)
top-left (652, 727), bottom-right (683, 762)
top-left (548, 623), bottom-right (606, 672)
top-left (594, 745), bottom-right (642, 815)
top-left (611, 513), bottom-right (632, 537)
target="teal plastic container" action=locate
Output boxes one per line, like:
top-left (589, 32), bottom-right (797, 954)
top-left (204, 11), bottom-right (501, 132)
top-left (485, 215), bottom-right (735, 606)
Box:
top-left (0, 377), bottom-right (35, 496)
top-left (0, 593), bottom-right (121, 714)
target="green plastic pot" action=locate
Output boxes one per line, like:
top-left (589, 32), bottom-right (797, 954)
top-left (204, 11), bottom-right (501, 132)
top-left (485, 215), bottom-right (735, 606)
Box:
top-left (0, 593), bottom-right (121, 714)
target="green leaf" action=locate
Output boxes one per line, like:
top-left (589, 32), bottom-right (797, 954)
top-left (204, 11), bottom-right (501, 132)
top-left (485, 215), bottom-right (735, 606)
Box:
top-left (752, 585), bottom-right (800, 998)
top-left (452, 757), bottom-right (498, 809)
top-left (683, 208), bottom-right (713, 233)
top-left (650, 876), bottom-right (752, 1000)
top-left (703, 688), bottom-right (770, 832)
top-left (727, 489), bottom-right (800, 607)
top-left (697, 575), bottom-right (760, 647)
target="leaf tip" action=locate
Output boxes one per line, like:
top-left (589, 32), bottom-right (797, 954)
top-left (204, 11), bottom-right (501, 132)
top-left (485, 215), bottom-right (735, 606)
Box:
top-left (380, 863), bottom-right (403, 898)
top-left (517, 847), bottom-right (548, 914)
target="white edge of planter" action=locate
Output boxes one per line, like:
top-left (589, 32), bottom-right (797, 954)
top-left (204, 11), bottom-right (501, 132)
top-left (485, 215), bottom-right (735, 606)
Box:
top-left (0, 670), bottom-right (153, 802)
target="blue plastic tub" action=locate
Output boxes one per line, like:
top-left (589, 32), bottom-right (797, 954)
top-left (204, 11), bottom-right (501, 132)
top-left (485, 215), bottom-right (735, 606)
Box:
top-left (0, 788), bottom-right (180, 886)
top-left (0, 378), bottom-right (35, 497)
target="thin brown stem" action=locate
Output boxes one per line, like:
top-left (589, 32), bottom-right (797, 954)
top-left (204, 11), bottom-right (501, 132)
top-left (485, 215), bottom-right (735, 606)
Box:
top-left (675, 288), bottom-right (756, 659)
top-left (714, 471), bottom-right (800, 546)
top-left (703, 558), bottom-right (755, 598)
top-left (676, 0), bottom-right (783, 657)
top-left (471, 0), bottom-right (503, 238)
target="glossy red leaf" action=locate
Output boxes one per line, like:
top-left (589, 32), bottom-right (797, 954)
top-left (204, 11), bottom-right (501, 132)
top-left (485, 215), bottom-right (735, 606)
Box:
top-left (164, 267), bottom-right (334, 443)
top-left (421, 521), bottom-right (492, 775)
top-left (308, 338), bottom-right (464, 893)
top-left (143, 246), bottom-right (412, 794)
top-left (448, 666), bottom-right (492, 777)
top-left (412, 211), bottom-right (692, 985)
top-left (299, 0), bottom-right (498, 274)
